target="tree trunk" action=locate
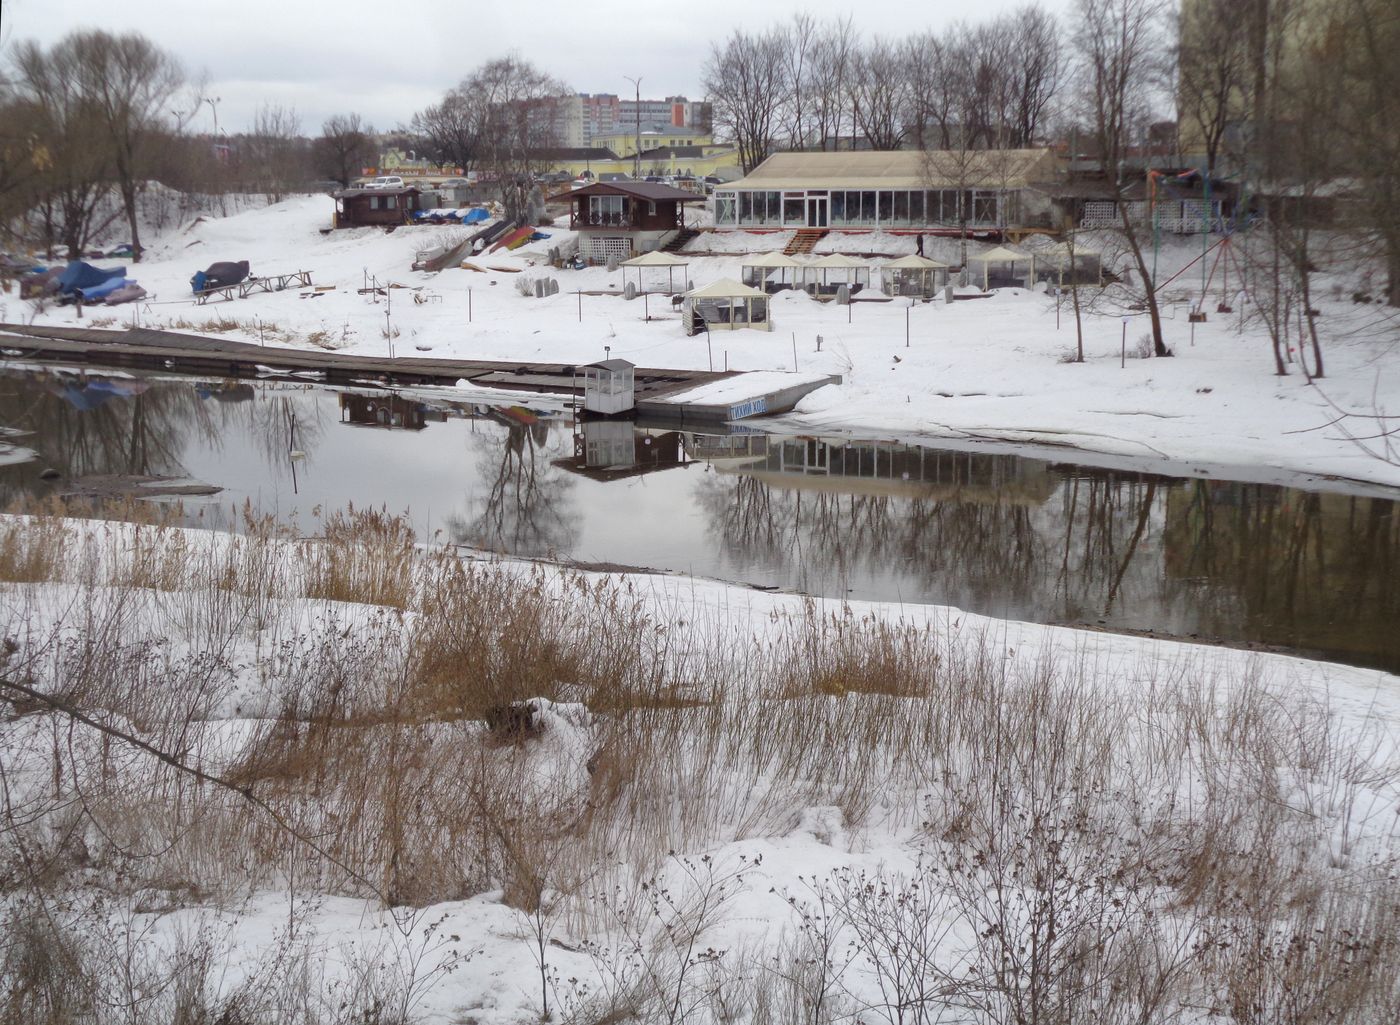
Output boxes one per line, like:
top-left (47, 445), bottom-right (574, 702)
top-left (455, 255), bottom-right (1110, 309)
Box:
top-left (1389, 245), bottom-right (1400, 308)
top-left (1116, 202), bottom-right (1170, 357)
top-left (122, 179), bottom-right (143, 264)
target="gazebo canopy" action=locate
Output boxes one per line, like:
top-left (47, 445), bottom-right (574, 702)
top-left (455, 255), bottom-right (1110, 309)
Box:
top-left (885, 253), bottom-right (949, 269)
top-left (810, 252), bottom-right (869, 269)
top-left (621, 251), bottom-right (690, 267)
top-left (687, 277), bottom-right (767, 299)
top-left (971, 246), bottom-right (1031, 263)
top-left (741, 251), bottom-right (803, 268)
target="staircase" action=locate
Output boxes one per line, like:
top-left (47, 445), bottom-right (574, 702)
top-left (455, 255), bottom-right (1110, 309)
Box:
top-left (663, 227), bottom-right (700, 253)
top-left (785, 229), bottom-right (827, 255)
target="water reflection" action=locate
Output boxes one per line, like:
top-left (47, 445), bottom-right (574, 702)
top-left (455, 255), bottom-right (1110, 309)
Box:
top-left (0, 365), bottom-right (1397, 673)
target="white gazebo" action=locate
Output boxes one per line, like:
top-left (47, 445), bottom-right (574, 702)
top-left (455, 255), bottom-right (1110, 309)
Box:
top-left (682, 278), bottom-right (772, 335)
top-left (882, 253), bottom-right (950, 298)
top-left (806, 252), bottom-right (871, 295)
top-left (740, 251), bottom-right (804, 292)
top-left (969, 245), bottom-right (1035, 290)
top-left (1039, 241), bottom-right (1103, 286)
top-left (620, 250), bottom-right (690, 293)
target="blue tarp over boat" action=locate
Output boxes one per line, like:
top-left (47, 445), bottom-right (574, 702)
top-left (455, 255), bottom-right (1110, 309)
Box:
top-left (55, 261), bottom-right (125, 296)
top-left (79, 277), bottom-right (132, 301)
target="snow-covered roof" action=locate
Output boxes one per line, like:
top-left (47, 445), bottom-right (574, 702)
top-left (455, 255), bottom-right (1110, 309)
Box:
top-left (730, 149), bottom-right (1063, 190)
top-left (620, 251), bottom-right (690, 267)
top-left (740, 252), bottom-right (803, 268)
top-left (686, 278), bottom-right (767, 299)
top-left (884, 254), bottom-right (949, 270)
top-left (810, 253), bottom-right (870, 269)
top-left (970, 246), bottom-right (1032, 263)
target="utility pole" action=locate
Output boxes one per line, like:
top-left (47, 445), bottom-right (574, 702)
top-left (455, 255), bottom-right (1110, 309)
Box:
top-left (624, 76), bottom-right (642, 179)
top-left (203, 95), bottom-right (221, 136)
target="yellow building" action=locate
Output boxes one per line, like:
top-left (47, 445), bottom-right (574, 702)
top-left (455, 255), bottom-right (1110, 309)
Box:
top-left (592, 129), bottom-right (714, 156)
top-left (543, 145), bottom-right (741, 181)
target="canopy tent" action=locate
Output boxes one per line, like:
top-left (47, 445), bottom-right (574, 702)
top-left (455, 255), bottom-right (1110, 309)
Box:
top-left (740, 251), bottom-right (804, 292)
top-left (620, 250), bottom-right (690, 293)
top-left (1038, 241), bottom-right (1104, 286)
top-left (806, 252), bottom-right (871, 293)
top-left (682, 277), bottom-right (772, 334)
top-left (969, 246), bottom-right (1034, 290)
top-left (881, 253), bottom-right (950, 298)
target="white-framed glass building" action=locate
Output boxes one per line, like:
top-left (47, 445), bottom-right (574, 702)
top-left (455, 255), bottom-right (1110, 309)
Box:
top-left (711, 149), bottom-right (1062, 232)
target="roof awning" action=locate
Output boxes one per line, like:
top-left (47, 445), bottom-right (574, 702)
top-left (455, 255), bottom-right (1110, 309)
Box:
top-left (686, 277), bottom-right (768, 299)
top-left (809, 253), bottom-right (869, 269)
top-left (741, 252), bottom-right (803, 268)
top-left (884, 254), bottom-right (949, 269)
top-left (971, 246), bottom-right (1031, 263)
top-left (621, 251), bottom-right (690, 267)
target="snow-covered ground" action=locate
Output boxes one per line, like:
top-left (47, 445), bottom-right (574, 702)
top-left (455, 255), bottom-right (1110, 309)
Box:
top-left (5, 193), bottom-right (1398, 492)
top-left (5, 195), bottom-right (1400, 1020)
top-left (2, 514), bottom-right (1398, 1023)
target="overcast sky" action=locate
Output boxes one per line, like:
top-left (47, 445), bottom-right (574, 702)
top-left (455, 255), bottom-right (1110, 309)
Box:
top-left (5, 0), bottom-right (1071, 135)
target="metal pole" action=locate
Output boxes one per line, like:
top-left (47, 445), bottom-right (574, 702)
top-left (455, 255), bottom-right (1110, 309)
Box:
top-left (792, 332), bottom-right (798, 371)
top-left (578, 290), bottom-right (582, 322)
top-left (1121, 317), bottom-right (1127, 368)
top-left (705, 323), bottom-right (713, 372)
top-left (624, 76), bottom-right (643, 180)
top-left (468, 288), bottom-right (472, 322)
top-left (906, 303), bottom-right (910, 347)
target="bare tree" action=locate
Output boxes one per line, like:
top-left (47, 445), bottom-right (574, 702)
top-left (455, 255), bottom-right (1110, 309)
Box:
top-left (703, 28), bottom-right (790, 173)
top-left (468, 57), bottom-right (564, 224)
top-left (316, 113), bottom-right (376, 188)
top-left (807, 18), bottom-right (857, 151)
top-left (411, 91), bottom-right (483, 175)
top-left (849, 37), bottom-right (911, 151)
top-left (1008, 7), bottom-right (1064, 146)
top-left (780, 13), bottom-right (817, 149)
top-left (67, 30), bottom-right (185, 263)
top-left (905, 32), bottom-right (958, 150)
top-left (242, 103), bottom-right (307, 203)
top-left (9, 38), bottom-right (116, 259)
top-left (1073, 0), bottom-right (1174, 357)
top-left (1330, 0), bottom-right (1400, 306)
top-left (1176, 0), bottom-right (1251, 172)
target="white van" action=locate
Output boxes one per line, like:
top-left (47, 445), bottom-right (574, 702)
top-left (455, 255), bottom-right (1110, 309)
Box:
top-left (364, 175), bottom-right (405, 190)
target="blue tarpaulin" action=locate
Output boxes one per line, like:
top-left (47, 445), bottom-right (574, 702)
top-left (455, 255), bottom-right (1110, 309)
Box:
top-left (79, 277), bottom-right (132, 301)
top-left (55, 261), bottom-right (125, 296)
top-left (462, 208), bottom-right (489, 224)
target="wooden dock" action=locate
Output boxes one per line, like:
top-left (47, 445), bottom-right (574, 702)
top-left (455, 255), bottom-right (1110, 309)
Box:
top-left (0, 322), bottom-right (728, 402)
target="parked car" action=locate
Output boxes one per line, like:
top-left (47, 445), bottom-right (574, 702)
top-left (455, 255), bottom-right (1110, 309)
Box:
top-left (364, 175), bottom-right (405, 190)
top-left (438, 178), bottom-right (469, 188)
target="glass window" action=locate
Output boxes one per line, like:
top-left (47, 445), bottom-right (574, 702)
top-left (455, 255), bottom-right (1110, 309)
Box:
top-left (739, 193), bottom-right (753, 223)
top-left (861, 191), bottom-right (877, 225)
top-left (386, 196), bottom-right (398, 209)
top-left (784, 196), bottom-right (804, 224)
top-left (973, 191), bottom-right (998, 224)
top-left (926, 191), bottom-right (942, 222)
top-left (893, 191), bottom-right (909, 225)
top-left (589, 195), bottom-right (625, 224)
top-left (831, 191), bottom-right (846, 225)
top-left (878, 191), bottom-right (893, 225)
top-left (369, 196), bottom-right (381, 210)
top-left (715, 193), bottom-right (736, 224)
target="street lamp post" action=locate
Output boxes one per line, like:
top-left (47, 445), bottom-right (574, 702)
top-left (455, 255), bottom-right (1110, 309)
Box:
top-left (202, 96), bottom-right (221, 136)
top-left (623, 76), bottom-right (642, 179)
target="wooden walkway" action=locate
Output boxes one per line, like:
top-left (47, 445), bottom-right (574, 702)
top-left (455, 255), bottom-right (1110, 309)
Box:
top-left (0, 323), bottom-right (729, 401)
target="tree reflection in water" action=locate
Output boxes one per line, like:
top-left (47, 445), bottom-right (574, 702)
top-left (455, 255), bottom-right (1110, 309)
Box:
top-left (448, 418), bottom-right (578, 555)
top-left (0, 369), bottom-right (219, 504)
top-left (691, 434), bottom-right (1400, 669)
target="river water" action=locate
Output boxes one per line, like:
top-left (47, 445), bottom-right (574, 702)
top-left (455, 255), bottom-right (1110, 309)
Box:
top-left (1, 365), bottom-right (1396, 673)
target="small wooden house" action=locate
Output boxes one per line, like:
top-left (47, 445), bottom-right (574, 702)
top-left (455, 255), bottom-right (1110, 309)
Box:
top-left (555, 181), bottom-right (704, 264)
top-left (332, 187), bottom-right (427, 229)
